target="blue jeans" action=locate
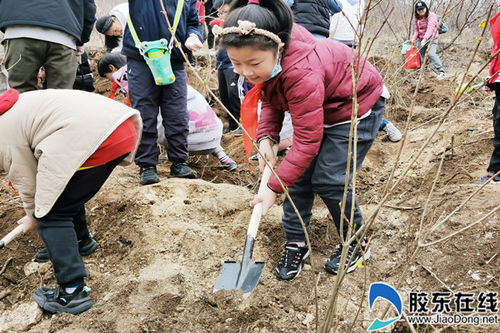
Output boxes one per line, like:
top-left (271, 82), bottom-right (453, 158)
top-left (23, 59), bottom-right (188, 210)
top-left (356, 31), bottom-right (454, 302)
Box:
top-left (417, 40), bottom-right (445, 73)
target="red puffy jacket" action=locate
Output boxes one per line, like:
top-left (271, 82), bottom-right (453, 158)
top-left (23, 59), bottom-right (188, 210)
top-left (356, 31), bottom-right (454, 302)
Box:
top-left (257, 24), bottom-right (383, 193)
top-left (489, 12), bottom-right (500, 84)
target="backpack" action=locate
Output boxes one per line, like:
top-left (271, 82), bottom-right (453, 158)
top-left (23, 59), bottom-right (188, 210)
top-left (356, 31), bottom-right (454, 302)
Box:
top-left (437, 16), bottom-right (448, 34)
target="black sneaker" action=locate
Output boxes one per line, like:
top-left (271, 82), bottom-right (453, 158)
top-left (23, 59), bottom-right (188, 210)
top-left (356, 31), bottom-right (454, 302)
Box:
top-left (34, 285), bottom-right (92, 314)
top-left (170, 162), bottom-right (197, 178)
top-left (140, 166), bottom-right (160, 185)
top-left (223, 126), bottom-right (237, 135)
top-left (324, 239), bottom-right (371, 275)
top-left (275, 243), bottom-right (310, 281)
top-left (35, 234), bottom-right (99, 263)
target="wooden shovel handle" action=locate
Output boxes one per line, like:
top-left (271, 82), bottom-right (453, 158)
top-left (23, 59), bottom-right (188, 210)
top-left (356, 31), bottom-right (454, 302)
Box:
top-left (0, 224), bottom-right (26, 249)
top-left (247, 146), bottom-right (278, 239)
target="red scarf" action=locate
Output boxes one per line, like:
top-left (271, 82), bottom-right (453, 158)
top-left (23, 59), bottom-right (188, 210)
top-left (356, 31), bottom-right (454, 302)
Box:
top-left (240, 83), bottom-right (264, 169)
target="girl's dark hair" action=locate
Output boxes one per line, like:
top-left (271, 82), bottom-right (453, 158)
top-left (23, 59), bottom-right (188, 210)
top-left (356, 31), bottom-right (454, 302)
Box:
top-left (219, 0), bottom-right (294, 52)
top-left (98, 53), bottom-right (127, 77)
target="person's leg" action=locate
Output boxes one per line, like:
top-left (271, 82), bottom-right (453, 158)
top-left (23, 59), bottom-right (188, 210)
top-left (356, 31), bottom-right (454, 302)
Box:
top-left (315, 98), bottom-right (384, 237)
top-left (159, 69), bottom-right (189, 164)
top-left (44, 42), bottom-right (78, 89)
top-left (487, 85), bottom-right (500, 173)
top-left (282, 163), bottom-right (316, 243)
top-left (276, 160), bottom-right (316, 280)
top-left (427, 42), bottom-right (445, 74)
top-left (417, 41), bottom-right (428, 74)
top-left (213, 146), bottom-right (237, 170)
top-left (217, 69), bottom-right (232, 131)
top-left (72, 205), bottom-right (90, 241)
top-left (313, 98), bottom-right (384, 274)
top-left (34, 204), bottom-right (95, 263)
top-left (226, 70), bottom-right (242, 130)
top-left (37, 156), bottom-right (125, 288)
top-left (3, 38), bottom-right (45, 92)
top-left (128, 58), bottom-right (162, 168)
top-left (35, 155), bottom-right (125, 314)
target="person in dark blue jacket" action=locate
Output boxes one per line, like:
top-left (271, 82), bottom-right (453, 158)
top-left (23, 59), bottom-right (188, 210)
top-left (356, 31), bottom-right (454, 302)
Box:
top-left (286, 0), bottom-right (342, 38)
top-left (213, 0), bottom-right (242, 135)
top-left (122, 0), bottom-right (204, 185)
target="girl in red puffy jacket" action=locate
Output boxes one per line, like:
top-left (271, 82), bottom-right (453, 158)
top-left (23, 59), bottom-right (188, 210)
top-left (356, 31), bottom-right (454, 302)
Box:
top-left (216, 0), bottom-right (386, 280)
top-left (480, 12), bottom-right (500, 183)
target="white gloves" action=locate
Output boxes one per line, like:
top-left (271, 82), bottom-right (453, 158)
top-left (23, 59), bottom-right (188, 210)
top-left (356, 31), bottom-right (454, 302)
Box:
top-left (185, 34), bottom-right (203, 51)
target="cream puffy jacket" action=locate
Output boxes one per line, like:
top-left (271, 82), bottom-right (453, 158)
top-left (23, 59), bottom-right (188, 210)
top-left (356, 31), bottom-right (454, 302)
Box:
top-left (0, 89), bottom-right (142, 218)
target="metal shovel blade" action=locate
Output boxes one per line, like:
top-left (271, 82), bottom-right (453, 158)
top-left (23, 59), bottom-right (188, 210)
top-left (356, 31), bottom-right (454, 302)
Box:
top-left (214, 260), bottom-right (265, 297)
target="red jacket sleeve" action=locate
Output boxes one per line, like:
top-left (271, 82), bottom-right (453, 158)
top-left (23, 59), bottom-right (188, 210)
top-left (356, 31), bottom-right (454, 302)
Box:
top-left (266, 68), bottom-right (325, 193)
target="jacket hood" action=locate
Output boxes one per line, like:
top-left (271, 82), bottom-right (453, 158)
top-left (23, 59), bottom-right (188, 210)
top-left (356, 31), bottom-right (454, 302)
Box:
top-left (0, 89), bottom-right (19, 115)
top-left (281, 24), bottom-right (317, 72)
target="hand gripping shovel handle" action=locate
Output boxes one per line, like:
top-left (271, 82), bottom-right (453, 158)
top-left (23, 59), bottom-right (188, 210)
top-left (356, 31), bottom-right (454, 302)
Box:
top-left (247, 144), bottom-right (278, 240)
top-left (0, 224), bottom-right (26, 249)
top-left (247, 165), bottom-right (273, 240)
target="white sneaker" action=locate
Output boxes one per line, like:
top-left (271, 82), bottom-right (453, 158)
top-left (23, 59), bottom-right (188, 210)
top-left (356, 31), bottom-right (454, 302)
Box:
top-left (384, 121), bottom-right (402, 142)
top-left (436, 72), bottom-right (448, 80)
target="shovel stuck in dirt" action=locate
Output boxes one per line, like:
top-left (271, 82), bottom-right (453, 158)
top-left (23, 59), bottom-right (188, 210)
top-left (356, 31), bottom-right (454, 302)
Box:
top-left (0, 224), bottom-right (26, 249)
top-left (213, 163), bottom-right (274, 297)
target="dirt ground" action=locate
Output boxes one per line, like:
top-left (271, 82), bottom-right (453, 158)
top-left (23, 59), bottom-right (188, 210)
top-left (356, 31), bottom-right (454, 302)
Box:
top-left (1, 41), bottom-right (499, 333)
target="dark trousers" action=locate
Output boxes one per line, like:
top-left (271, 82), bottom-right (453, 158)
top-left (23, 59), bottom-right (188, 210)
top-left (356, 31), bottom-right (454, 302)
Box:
top-left (282, 98), bottom-right (384, 242)
top-left (36, 156), bottom-right (125, 287)
top-left (3, 38), bottom-right (77, 92)
top-left (488, 84), bottom-right (500, 172)
top-left (128, 58), bottom-right (189, 167)
top-left (218, 68), bottom-right (241, 130)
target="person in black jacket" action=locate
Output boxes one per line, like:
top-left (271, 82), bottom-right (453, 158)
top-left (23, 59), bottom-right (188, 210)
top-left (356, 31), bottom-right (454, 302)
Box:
top-left (286, 0), bottom-right (342, 38)
top-left (0, 0), bottom-right (96, 92)
top-left (122, 0), bottom-right (204, 185)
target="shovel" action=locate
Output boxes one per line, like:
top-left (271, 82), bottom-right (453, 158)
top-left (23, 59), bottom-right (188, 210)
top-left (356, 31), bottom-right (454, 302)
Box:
top-left (213, 160), bottom-right (274, 297)
top-left (0, 224), bottom-right (26, 249)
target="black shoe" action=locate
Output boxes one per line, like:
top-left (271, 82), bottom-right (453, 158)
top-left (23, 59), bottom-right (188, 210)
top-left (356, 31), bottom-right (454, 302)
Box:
top-left (34, 285), bottom-right (92, 314)
top-left (477, 171), bottom-right (500, 184)
top-left (234, 127), bottom-right (243, 137)
top-left (34, 234), bottom-right (99, 263)
top-left (140, 166), bottom-right (160, 185)
top-left (223, 127), bottom-right (236, 135)
top-left (324, 239), bottom-right (371, 275)
top-left (170, 162), bottom-right (197, 178)
top-left (275, 243), bottom-right (310, 281)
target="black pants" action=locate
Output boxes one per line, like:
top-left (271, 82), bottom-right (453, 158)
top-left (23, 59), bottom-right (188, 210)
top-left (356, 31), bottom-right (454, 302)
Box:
top-left (218, 68), bottom-right (241, 130)
top-left (488, 84), bottom-right (500, 172)
top-left (36, 155), bottom-right (125, 287)
top-left (282, 98), bottom-right (384, 243)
